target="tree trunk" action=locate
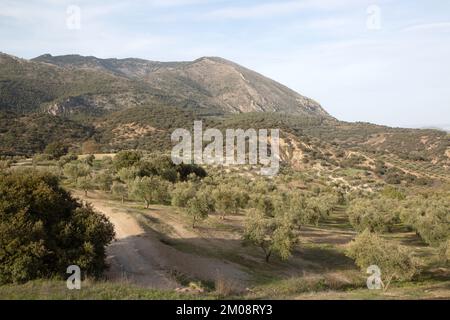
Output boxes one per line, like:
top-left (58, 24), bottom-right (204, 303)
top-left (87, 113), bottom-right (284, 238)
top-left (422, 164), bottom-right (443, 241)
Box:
top-left (261, 245), bottom-right (271, 263)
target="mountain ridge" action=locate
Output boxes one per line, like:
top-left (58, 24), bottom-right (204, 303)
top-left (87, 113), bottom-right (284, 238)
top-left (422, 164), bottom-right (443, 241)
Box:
top-left (30, 53), bottom-right (331, 118)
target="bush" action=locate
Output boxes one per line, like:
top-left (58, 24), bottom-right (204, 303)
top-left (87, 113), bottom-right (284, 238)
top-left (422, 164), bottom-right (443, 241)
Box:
top-left (347, 198), bottom-right (399, 233)
top-left (0, 160), bottom-right (12, 170)
top-left (0, 170), bottom-right (115, 284)
top-left (113, 150), bottom-right (142, 171)
top-left (381, 186), bottom-right (406, 200)
top-left (346, 230), bottom-right (417, 290)
top-left (44, 142), bottom-right (69, 160)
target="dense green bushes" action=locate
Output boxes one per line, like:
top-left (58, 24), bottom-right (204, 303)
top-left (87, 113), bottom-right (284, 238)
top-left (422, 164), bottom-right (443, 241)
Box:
top-left (0, 170), bottom-right (115, 284)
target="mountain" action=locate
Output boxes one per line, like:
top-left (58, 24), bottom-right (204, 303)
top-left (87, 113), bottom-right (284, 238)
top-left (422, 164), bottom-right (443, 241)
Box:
top-left (32, 54), bottom-right (330, 117)
top-left (0, 53), bottom-right (203, 117)
top-left (0, 52), bottom-right (448, 179)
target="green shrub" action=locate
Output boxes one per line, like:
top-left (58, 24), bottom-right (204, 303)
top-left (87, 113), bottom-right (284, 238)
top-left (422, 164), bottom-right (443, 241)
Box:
top-left (113, 150), bottom-right (142, 171)
top-left (0, 170), bottom-right (115, 284)
top-left (44, 142), bottom-right (69, 160)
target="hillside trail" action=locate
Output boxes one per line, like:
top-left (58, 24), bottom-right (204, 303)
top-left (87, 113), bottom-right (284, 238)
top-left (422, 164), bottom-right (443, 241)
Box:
top-left (73, 191), bottom-right (249, 290)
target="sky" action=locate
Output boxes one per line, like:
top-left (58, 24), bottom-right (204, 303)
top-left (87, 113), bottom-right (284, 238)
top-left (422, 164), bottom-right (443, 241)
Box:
top-left (1, 0), bottom-right (450, 128)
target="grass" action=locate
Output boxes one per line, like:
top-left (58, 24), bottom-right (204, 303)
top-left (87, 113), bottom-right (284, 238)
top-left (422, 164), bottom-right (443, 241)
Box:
top-left (1, 276), bottom-right (448, 300)
top-left (249, 272), bottom-right (366, 299)
top-left (293, 279), bottom-right (450, 300)
top-left (0, 280), bottom-right (205, 300)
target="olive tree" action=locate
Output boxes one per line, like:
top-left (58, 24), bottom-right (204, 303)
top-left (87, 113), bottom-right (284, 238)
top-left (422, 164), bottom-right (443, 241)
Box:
top-left (94, 171), bottom-right (113, 192)
top-left (213, 185), bottom-right (247, 219)
top-left (186, 192), bottom-right (212, 228)
top-left (346, 230), bottom-right (417, 291)
top-left (347, 198), bottom-right (399, 233)
top-left (111, 182), bottom-right (128, 203)
top-left (171, 181), bottom-right (197, 208)
top-left (113, 150), bottom-right (142, 171)
top-left (63, 163), bottom-right (91, 183)
top-left (130, 176), bottom-right (171, 208)
top-left (44, 142), bottom-right (69, 160)
top-left (400, 195), bottom-right (449, 262)
top-left (243, 207), bottom-right (297, 262)
top-left (77, 176), bottom-right (95, 196)
top-left (117, 166), bottom-right (139, 184)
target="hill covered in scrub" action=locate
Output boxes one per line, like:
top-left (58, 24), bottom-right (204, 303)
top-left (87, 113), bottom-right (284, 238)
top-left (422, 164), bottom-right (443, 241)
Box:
top-left (0, 52), bottom-right (449, 184)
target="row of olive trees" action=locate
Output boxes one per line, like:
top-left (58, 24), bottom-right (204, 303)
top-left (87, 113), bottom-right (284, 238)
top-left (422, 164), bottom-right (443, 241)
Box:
top-left (109, 155), bottom-right (344, 262)
top-left (60, 151), bottom-right (342, 265)
top-left (242, 191), bottom-right (340, 262)
top-left (344, 188), bottom-right (449, 290)
top-left (346, 190), bottom-right (449, 260)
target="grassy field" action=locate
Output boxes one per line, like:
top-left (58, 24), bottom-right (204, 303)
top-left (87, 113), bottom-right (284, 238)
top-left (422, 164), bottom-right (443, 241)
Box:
top-left (1, 278), bottom-right (448, 300)
top-left (0, 280), bottom-right (201, 300)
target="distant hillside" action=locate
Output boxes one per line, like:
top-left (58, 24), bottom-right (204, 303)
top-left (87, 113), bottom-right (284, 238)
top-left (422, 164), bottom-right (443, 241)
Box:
top-left (32, 54), bottom-right (330, 117)
top-left (0, 52), bottom-right (448, 178)
top-left (0, 53), bottom-right (208, 117)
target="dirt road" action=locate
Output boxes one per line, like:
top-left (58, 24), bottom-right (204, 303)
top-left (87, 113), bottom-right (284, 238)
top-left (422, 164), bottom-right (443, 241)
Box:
top-left (74, 192), bottom-right (249, 290)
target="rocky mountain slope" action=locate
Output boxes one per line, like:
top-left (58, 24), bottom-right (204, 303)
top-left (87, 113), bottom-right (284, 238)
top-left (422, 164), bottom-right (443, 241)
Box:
top-left (32, 54), bottom-right (330, 117)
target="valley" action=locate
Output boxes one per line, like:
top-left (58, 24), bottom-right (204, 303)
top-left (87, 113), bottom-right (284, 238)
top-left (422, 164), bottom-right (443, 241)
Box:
top-left (0, 52), bottom-right (448, 300)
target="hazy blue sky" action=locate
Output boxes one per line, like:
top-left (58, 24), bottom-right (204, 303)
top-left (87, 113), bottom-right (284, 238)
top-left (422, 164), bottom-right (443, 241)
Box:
top-left (1, 0), bottom-right (449, 128)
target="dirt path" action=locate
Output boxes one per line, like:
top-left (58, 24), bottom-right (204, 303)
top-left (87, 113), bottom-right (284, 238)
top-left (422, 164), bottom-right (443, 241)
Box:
top-left (75, 196), bottom-right (178, 289)
top-left (74, 192), bottom-right (249, 290)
